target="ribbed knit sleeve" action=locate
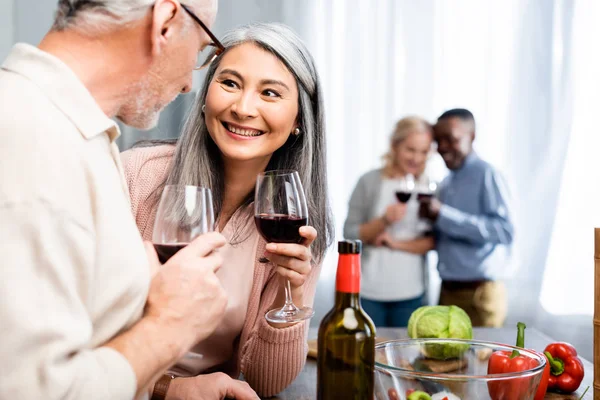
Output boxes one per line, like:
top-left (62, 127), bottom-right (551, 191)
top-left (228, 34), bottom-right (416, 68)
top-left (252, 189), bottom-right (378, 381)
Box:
top-left (120, 145), bottom-right (174, 240)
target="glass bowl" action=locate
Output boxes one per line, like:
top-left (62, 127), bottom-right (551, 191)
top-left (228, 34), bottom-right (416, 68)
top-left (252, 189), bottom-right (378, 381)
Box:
top-left (374, 338), bottom-right (547, 400)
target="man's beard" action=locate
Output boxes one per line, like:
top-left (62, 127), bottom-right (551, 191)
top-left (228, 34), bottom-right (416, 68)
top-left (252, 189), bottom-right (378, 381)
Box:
top-left (116, 106), bottom-right (161, 131)
top-left (116, 73), bottom-right (179, 131)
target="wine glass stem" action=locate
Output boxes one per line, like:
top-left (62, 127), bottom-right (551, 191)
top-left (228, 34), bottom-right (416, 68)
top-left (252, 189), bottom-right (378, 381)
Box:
top-left (281, 279), bottom-right (299, 313)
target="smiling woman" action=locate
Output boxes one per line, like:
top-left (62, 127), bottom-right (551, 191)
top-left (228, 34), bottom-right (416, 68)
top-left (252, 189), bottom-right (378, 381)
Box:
top-left (120, 22), bottom-right (333, 398)
top-left (205, 42), bottom-right (300, 163)
top-left (343, 116), bottom-right (435, 328)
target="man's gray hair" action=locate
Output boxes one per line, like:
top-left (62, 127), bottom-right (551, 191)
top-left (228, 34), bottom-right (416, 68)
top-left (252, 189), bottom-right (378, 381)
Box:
top-left (52, 0), bottom-right (216, 33)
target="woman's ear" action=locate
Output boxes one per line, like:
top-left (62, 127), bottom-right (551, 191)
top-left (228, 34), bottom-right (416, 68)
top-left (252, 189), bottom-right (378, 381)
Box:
top-left (150, 0), bottom-right (179, 57)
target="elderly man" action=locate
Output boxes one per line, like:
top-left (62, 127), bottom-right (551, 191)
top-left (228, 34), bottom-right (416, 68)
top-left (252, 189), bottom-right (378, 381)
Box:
top-left (0, 1), bottom-right (257, 399)
top-left (420, 109), bottom-right (514, 328)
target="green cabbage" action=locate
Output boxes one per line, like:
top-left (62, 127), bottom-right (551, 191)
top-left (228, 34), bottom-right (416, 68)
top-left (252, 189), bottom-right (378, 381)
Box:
top-left (407, 305), bottom-right (473, 359)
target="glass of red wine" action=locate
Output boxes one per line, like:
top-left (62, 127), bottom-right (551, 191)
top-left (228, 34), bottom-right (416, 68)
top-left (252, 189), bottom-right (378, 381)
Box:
top-left (395, 173), bottom-right (415, 203)
top-left (152, 185), bottom-right (215, 264)
top-left (254, 170), bottom-right (313, 324)
top-left (152, 185), bottom-right (215, 369)
top-left (417, 177), bottom-right (438, 230)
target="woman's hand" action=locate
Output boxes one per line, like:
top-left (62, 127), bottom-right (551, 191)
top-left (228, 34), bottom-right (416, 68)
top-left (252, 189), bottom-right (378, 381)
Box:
top-left (373, 232), bottom-right (403, 250)
top-left (264, 226), bottom-right (317, 317)
top-left (373, 234), bottom-right (435, 255)
top-left (166, 372), bottom-right (259, 400)
top-left (374, 231), bottom-right (393, 247)
top-left (383, 203), bottom-right (407, 224)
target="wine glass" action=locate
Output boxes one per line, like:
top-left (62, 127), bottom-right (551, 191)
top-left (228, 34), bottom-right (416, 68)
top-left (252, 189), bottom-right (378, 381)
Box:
top-left (254, 170), bottom-right (313, 324)
top-left (395, 173), bottom-right (415, 203)
top-left (417, 177), bottom-right (438, 231)
top-left (152, 185), bottom-right (215, 262)
top-left (152, 185), bottom-right (215, 371)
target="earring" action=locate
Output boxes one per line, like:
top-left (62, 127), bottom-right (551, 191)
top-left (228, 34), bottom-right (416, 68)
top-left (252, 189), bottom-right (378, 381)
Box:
top-left (201, 104), bottom-right (206, 113)
top-left (293, 128), bottom-right (300, 136)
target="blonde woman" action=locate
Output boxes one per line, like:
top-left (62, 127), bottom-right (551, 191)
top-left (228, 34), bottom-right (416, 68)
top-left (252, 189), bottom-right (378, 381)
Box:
top-left (343, 116), bottom-right (435, 327)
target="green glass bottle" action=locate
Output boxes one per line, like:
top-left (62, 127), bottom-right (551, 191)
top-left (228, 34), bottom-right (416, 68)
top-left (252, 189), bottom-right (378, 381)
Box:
top-left (317, 240), bottom-right (376, 399)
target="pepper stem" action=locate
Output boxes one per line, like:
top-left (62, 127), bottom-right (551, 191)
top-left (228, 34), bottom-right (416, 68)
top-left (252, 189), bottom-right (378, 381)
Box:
top-left (578, 386), bottom-right (589, 400)
top-left (510, 322), bottom-right (526, 359)
top-left (544, 351), bottom-right (565, 376)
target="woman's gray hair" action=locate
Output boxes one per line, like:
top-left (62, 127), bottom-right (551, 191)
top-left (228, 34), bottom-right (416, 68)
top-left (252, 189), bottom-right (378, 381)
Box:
top-left (160, 22), bottom-right (334, 262)
top-left (52, 0), bottom-right (216, 33)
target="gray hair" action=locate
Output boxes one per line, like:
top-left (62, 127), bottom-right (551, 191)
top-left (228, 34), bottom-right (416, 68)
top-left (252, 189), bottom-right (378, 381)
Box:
top-left (160, 22), bottom-right (334, 262)
top-left (52, 0), bottom-right (216, 33)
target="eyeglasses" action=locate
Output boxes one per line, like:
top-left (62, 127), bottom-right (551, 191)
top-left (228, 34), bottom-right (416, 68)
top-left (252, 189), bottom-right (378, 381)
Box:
top-left (181, 4), bottom-right (225, 70)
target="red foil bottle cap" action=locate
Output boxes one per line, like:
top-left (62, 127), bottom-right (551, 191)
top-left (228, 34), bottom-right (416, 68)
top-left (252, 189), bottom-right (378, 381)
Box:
top-left (336, 240), bottom-right (362, 293)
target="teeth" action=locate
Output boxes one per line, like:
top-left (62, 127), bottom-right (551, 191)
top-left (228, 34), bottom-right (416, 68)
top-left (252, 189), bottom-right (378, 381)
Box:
top-left (227, 123), bottom-right (263, 137)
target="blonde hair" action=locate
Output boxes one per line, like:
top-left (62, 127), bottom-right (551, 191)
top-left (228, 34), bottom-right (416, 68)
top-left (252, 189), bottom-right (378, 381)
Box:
top-left (382, 116), bottom-right (432, 177)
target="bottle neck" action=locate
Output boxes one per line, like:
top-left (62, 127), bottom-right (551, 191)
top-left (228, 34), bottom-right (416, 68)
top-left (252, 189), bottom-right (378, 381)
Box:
top-left (335, 253), bottom-right (361, 309)
top-left (334, 292), bottom-right (361, 310)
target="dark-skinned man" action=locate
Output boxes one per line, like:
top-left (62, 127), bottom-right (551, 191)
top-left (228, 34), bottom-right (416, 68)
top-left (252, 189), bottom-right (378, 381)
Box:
top-left (420, 108), bottom-right (514, 327)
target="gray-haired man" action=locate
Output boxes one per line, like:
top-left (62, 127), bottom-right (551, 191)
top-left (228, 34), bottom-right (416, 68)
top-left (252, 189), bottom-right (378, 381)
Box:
top-left (0, 1), bottom-right (257, 399)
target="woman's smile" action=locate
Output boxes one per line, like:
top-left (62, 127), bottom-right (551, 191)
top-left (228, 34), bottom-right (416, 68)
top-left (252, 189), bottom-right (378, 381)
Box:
top-left (221, 121), bottom-right (266, 140)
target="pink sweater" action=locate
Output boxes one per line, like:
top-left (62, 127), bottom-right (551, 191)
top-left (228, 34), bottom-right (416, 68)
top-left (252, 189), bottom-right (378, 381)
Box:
top-left (120, 145), bottom-right (319, 397)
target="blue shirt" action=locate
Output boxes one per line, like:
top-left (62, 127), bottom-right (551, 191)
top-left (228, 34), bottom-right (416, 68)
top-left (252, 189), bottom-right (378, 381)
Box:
top-left (434, 152), bottom-right (514, 281)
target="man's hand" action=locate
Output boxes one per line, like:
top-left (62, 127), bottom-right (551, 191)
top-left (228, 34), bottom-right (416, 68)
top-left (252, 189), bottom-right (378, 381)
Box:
top-left (167, 373), bottom-right (259, 400)
top-left (144, 232), bottom-right (228, 356)
top-left (419, 197), bottom-right (442, 221)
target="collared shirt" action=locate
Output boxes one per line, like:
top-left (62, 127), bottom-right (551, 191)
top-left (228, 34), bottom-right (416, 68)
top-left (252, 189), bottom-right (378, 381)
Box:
top-left (0, 44), bottom-right (149, 399)
top-left (434, 152), bottom-right (514, 281)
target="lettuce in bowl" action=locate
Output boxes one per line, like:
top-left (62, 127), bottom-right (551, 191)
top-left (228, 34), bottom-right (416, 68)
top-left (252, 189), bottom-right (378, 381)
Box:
top-left (407, 305), bottom-right (473, 359)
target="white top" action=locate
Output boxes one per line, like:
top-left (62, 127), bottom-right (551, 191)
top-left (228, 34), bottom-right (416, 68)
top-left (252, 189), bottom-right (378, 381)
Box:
top-left (0, 44), bottom-right (149, 399)
top-left (361, 177), bottom-right (428, 301)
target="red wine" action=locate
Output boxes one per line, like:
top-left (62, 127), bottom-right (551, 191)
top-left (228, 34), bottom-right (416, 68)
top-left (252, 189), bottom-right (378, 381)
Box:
top-left (254, 214), bottom-right (307, 243)
top-left (395, 191), bottom-right (411, 203)
top-left (153, 243), bottom-right (187, 264)
top-left (417, 192), bottom-right (433, 202)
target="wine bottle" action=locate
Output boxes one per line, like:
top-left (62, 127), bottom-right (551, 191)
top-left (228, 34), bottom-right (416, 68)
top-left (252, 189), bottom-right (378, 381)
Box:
top-left (317, 240), bottom-right (376, 399)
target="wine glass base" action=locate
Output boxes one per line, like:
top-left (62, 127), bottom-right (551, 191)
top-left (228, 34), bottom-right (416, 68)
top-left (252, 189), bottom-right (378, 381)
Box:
top-left (265, 306), bottom-right (314, 324)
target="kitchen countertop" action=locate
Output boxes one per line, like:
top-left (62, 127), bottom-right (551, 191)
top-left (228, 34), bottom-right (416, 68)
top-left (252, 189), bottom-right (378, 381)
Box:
top-left (264, 327), bottom-right (592, 399)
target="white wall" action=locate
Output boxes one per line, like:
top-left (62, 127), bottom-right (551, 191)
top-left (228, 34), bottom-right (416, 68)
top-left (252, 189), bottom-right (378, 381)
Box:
top-left (13, 0), bottom-right (55, 44)
top-left (0, 0), bottom-right (14, 60)
top-left (0, 0), bottom-right (55, 59)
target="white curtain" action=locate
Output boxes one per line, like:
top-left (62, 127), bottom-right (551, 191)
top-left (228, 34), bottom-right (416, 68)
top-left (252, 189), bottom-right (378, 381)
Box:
top-left (541, 0), bottom-right (600, 316)
top-left (262, 0), bottom-right (598, 344)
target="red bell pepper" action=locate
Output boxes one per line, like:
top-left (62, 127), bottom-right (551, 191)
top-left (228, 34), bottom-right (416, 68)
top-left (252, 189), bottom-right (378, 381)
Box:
top-left (544, 342), bottom-right (584, 393)
top-left (487, 322), bottom-right (550, 400)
